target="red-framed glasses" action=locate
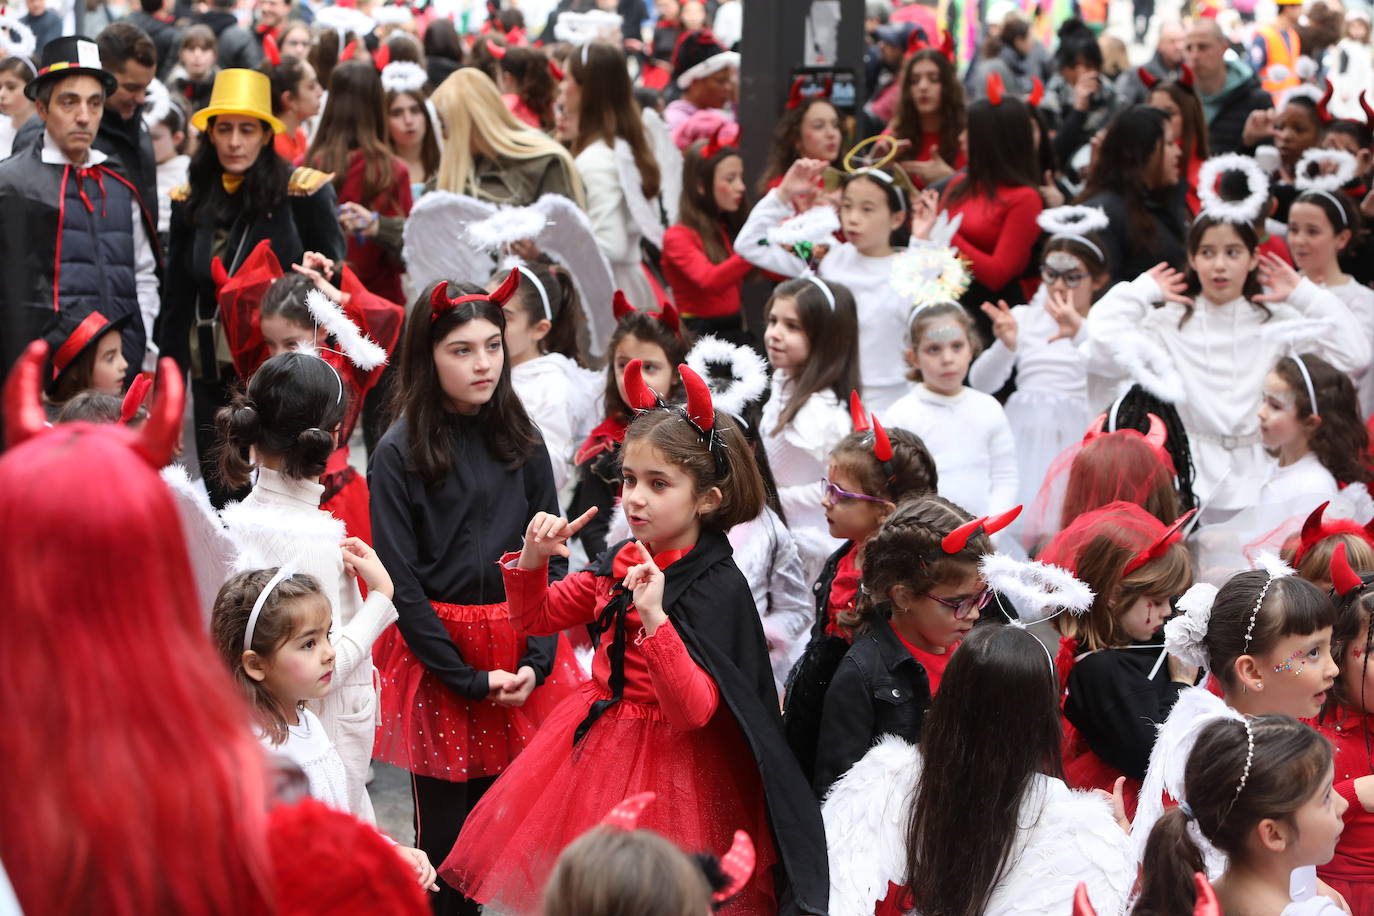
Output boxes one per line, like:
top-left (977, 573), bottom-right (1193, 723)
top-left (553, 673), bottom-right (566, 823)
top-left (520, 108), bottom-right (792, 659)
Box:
top-left (919, 586), bottom-right (994, 620)
top-left (820, 477), bottom-right (893, 506)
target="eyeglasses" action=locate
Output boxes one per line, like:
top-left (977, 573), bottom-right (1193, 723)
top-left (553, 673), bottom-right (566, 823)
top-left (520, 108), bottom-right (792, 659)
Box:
top-left (1040, 265), bottom-right (1089, 288)
top-left (918, 586), bottom-right (994, 620)
top-left (820, 477), bottom-right (892, 506)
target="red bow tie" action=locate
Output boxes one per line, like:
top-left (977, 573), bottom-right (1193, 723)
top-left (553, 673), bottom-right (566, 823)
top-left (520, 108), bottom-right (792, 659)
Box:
top-left (611, 541), bottom-right (692, 580)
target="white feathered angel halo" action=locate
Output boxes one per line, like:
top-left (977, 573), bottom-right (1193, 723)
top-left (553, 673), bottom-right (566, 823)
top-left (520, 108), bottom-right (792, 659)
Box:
top-left (465, 206), bottom-right (549, 252)
top-left (1294, 148), bottom-right (1358, 195)
top-left (1036, 205), bottom-right (1109, 238)
top-left (381, 61), bottom-right (428, 95)
top-left (890, 245), bottom-right (971, 310)
top-left (979, 554), bottom-right (1094, 624)
top-left (1197, 153), bottom-right (1269, 225)
top-left (767, 205), bottom-right (841, 250)
top-left (685, 335), bottom-right (768, 420)
top-left (306, 290), bottom-right (388, 371)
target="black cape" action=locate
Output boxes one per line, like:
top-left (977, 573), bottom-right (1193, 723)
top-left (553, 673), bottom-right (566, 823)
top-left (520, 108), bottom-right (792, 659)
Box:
top-left (591, 530), bottom-right (830, 916)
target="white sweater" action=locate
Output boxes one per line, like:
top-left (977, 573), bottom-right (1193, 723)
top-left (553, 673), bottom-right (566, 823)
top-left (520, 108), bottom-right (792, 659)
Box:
top-left (575, 139), bottom-right (655, 311)
top-left (1082, 273), bottom-right (1370, 510)
top-left (882, 385), bottom-right (1019, 518)
top-left (736, 189), bottom-right (912, 409)
top-left (512, 352), bottom-right (602, 493)
top-left (264, 707), bottom-right (351, 814)
top-left (1323, 278), bottom-right (1374, 419)
top-left (221, 468), bottom-right (397, 823)
top-left (968, 291), bottom-right (1087, 402)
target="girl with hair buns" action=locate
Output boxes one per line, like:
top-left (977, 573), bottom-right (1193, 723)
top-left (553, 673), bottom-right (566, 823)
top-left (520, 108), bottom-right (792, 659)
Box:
top-left (216, 349), bottom-right (399, 824)
top-left (444, 358), bottom-right (828, 916)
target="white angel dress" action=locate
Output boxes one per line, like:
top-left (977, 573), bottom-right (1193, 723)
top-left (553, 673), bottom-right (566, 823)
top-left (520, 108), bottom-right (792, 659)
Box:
top-left (728, 506), bottom-right (815, 695)
top-left (760, 370), bottom-right (850, 585)
top-left (264, 707), bottom-right (351, 814)
top-left (220, 468), bottom-right (398, 824)
top-left (968, 286), bottom-right (1091, 512)
top-left (822, 735), bottom-right (1134, 916)
top-left (512, 352), bottom-right (602, 494)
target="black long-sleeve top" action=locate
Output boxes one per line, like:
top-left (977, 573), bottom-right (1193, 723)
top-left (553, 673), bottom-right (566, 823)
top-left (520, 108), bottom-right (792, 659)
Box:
top-left (368, 414), bottom-right (566, 701)
top-left (1063, 647), bottom-right (1190, 780)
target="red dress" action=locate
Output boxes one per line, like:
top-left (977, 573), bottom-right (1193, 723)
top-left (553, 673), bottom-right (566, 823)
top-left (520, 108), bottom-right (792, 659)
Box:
top-left (1316, 707), bottom-right (1374, 914)
top-left (330, 150), bottom-right (413, 304)
top-left (441, 547), bottom-right (779, 915)
top-left (1054, 637), bottom-right (1142, 819)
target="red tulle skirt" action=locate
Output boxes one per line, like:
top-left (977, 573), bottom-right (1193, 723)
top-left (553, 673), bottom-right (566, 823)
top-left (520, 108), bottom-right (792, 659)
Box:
top-left (372, 601), bottom-right (582, 781)
top-left (1064, 741), bottom-right (1141, 820)
top-left (440, 680), bottom-right (778, 915)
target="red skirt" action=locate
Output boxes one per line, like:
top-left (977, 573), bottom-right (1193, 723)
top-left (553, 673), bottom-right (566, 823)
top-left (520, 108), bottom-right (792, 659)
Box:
top-left (321, 465), bottom-right (371, 543)
top-left (440, 680), bottom-right (779, 916)
top-left (1064, 741), bottom-right (1141, 820)
top-left (372, 601), bottom-right (582, 781)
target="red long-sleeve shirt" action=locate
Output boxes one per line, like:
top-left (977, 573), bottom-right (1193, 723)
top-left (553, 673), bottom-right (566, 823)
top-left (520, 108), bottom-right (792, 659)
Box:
top-left (661, 223), bottom-right (753, 320)
top-left (942, 183), bottom-right (1043, 293)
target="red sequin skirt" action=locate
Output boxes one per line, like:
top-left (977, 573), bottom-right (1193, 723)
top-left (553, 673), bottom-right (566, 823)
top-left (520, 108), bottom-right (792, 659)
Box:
top-left (372, 601), bottom-right (582, 781)
top-left (440, 680), bottom-right (778, 915)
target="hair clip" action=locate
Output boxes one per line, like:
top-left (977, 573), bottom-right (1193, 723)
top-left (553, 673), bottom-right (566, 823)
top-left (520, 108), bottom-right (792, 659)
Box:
top-left (429, 269), bottom-right (522, 323)
top-left (1122, 509), bottom-right (1197, 576)
top-left (941, 505), bottom-right (1022, 554)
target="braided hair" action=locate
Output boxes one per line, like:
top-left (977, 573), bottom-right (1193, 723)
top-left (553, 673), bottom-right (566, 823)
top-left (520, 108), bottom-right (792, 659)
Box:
top-left (1107, 384), bottom-right (1198, 513)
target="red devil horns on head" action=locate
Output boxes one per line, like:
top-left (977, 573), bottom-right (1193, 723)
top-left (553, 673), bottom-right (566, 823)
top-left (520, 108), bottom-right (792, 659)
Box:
top-left (429, 269), bottom-right (522, 322)
top-left (1123, 509), bottom-right (1196, 575)
top-left (1295, 499), bottom-right (1374, 565)
top-left (1331, 541), bottom-right (1366, 598)
top-left (612, 291), bottom-right (681, 335)
top-left (263, 32), bottom-right (282, 66)
top-left (785, 76), bottom-right (806, 110)
top-left (486, 38), bottom-right (507, 59)
top-left (1317, 78), bottom-right (1335, 125)
top-left (849, 390), bottom-right (870, 432)
top-left (702, 122), bottom-right (737, 159)
top-left (986, 71), bottom-right (1005, 106)
top-left (339, 40), bottom-right (358, 62)
top-left (1144, 413), bottom-right (1168, 452)
top-left (941, 505), bottom-right (1023, 553)
top-left (601, 791), bottom-right (655, 830)
top-left (5, 341), bottom-right (184, 468)
top-left (373, 42), bottom-right (391, 69)
top-left (612, 289), bottom-right (635, 321)
top-left (622, 358), bottom-right (662, 410)
top-left (849, 391), bottom-right (893, 467)
top-left (1179, 63), bottom-right (1195, 88)
top-left (1361, 90), bottom-right (1374, 131)
top-left (1137, 66), bottom-right (1159, 89)
top-left (548, 57), bottom-right (565, 81)
top-left (120, 373), bottom-right (153, 424)
top-left (679, 363), bottom-right (715, 433)
top-left (1302, 500), bottom-right (1334, 552)
top-left (871, 415), bottom-right (892, 463)
top-left (1028, 76), bottom-right (1044, 107)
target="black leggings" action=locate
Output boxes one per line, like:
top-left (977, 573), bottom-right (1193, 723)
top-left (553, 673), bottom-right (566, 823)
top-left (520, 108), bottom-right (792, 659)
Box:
top-left (411, 773), bottom-right (496, 916)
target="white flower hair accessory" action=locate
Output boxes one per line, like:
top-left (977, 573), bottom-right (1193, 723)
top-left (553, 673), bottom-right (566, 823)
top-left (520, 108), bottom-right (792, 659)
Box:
top-left (1293, 148), bottom-right (1358, 194)
top-left (0, 11), bottom-right (36, 58)
top-left (141, 78), bottom-right (171, 130)
top-left (1166, 582), bottom-right (1219, 669)
top-left (978, 554), bottom-right (1095, 624)
top-left (685, 335), bottom-right (768, 420)
top-left (767, 204), bottom-right (841, 250)
top-left (464, 206), bottom-right (550, 252)
top-left (890, 245), bottom-right (971, 310)
top-left (381, 61), bottom-right (428, 94)
top-left (305, 289), bottom-right (388, 371)
top-left (1109, 334), bottom-right (1185, 404)
top-left (1197, 154), bottom-right (1269, 225)
top-left (1254, 145), bottom-right (1281, 176)
top-left (1035, 205), bottom-right (1109, 237)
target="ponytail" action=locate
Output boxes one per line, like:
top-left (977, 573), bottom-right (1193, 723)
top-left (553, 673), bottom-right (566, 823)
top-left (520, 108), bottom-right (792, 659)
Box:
top-left (1131, 807), bottom-right (1207, 916)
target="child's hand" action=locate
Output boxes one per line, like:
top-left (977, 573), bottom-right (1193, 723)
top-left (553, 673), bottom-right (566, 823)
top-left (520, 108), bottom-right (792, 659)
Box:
top-left (622, 541), bottom-right (666, 633)
top-left (1166, 651), bottom-right (1198, 685)
top-left (486, 669), bottom-right (519, 696)
top-left (393, 845), bottom-right (439, 891)
top-left (909, 188), bottom-right (940, 240)
top-left (980, 300), bottom-right (1018, 350)
top-left (341, 537), bottom-right (394, 600)
top-left (492, 665), bottom-right (536, 707)
top-left (1144, 262), bottom-right (1192, 305)
top-left (1045, 289), bottom-right (1083, 343)
top-left (1254, 252), bottom-right (1300, 303)
top-left (777, 157), bottom-right (829, 207)
top-left (518, 507), bottom-right (598, 569)
top-left (291, 255), bottom-right (348, 305)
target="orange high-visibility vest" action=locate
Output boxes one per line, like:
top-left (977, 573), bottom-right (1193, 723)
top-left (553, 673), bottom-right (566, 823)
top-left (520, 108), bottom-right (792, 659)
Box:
top-left (1258, 24), bottom-right (1301, 101)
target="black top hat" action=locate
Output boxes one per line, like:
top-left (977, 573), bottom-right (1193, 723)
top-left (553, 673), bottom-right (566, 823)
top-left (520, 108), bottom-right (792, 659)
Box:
top-left (26, 36), bottom-right (118, 100)
top-left (41, 302), bottom-right (132, 394)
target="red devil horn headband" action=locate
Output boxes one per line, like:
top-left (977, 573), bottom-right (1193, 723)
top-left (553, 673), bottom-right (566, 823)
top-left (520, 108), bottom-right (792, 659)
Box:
top-left (612, 291), bottom-right (681, 336)
top-left (1028, 76), bottom-right (1044, 107)
top-left (1122, 509), bottom-right (1196, 576)
top-left (1179, 63), bottom-right (1195, 89)
top-left (1330, 541), bottom-right (1366, 598)
top-left (1193, 873), bottom-right (1221, 916)
top-left (622, 358), bottom-right (663, 410)
top-left (373, 42), bottom-right (391, 70)
top-left (785, 76), bottom-right (805, 110)
top-left (339, 39), bottom-right (358, 62)
top-left (1137, 66), bottom-right (1159, 89)
top-left (1362, 90), bottom-right (1374, 132)
top-left (1145, 413), bottom-right (1168, 452)
top-left (601, 791), bottom-right (655, 830)
top-left (486, 38), bottom-right (507, 59)
top-left (713, 830), bottom-right (756, 905)
top-left (1301, 500), bottom-right (1331, 551)
top-left (263, 32), bottom-right (282, 66)
top-left (1072, 883), bottom-right (1099, 916)
top-left (701, 122), bottom-right (737, 159)
top-left (986, 71), bottom-right (1005, 106)
top-left (849, 390), bottom-right (870, 432)
top-left (871, 415), bottom-right (892, 463)
top-left (120, 373), bottom-right (153, 424)
top-left (1317, 78), bottom-right (1334, 125)
top-left (679, 363), bottom-right (715, 433)
top-left (941, 505), bottom-right (1023, 553)
top-left (429, 269), bottom-right (522, 322)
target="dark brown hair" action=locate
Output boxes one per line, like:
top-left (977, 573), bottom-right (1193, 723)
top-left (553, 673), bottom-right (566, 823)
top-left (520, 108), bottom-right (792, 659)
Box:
top-left (385, 88), bottom-right (441, 184)
top-left (1060, 539), bottom-right (1192, 650)
top-left (388, 280), bottom-right (540, 484)
top-left (830, 426), bottom-right (939, 503)
top-left (96, 21), bottom-right (156, 71)
top-left (1327, 586), bottom-right (1374, 752)
top-left (55, 390), bottom-right (125, 424)
top-left (542, 827), bottom-right (711, 916)
top-left (1132, 716), bottom-right (1332, 915)
top-left (1076, 106), bottom-right (1169, 246)
top-left (1206, 571), bottom-right (1336, 690)
top-left (760, 97), bottom-right (842, 192)
top-left (1273, 354), bottom-right (1374, 485)
top-left (888, 49), bottom-right (965, 166)
top-left (1292, 534), bottom-right (1374, 586)
top-left (602, 312), bottom-right (690, 425)
top-left (1180, 215), bottom-right (1266, 322)
top-left (944, 95), bottom-right (1037, 205)
top-left (1148, 79), bottom-right (1210, 166)
top-left (677, 139), bottom-right (746, 263)
top-left (623, 408), bottom-right (766, 531)
top-left (497, 45), bottom-right (558, 131)
top-left (766, 277), bottom-right (861, 432)
top-left (905, 302), bottom-right (982, 382)
top-left (904, 623), bottom-right (1064, 916)
top-left (306, 61), bottom-right (399, 207)
top-left (568, 42), bottom-right (660, 200)
top-left (496, 261), bottom-right (585, 365)
top-left (211, 568), bottom-right (330, 746)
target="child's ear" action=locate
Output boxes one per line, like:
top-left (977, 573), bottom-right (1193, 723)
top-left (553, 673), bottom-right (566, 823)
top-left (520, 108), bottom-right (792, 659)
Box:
top-left (889, 208), bottom-right (906, 233)
top-left (529, 318), bottom-right (552, 343)
top-left (241, 650), bottom-right (268, 683)
top-left (696, 485), bottom-right (723, 516)
top-left (1335, 228), bottom-right (1353, 253)
top-left (173, 130), bottom-right (186, 147)
top-left (1255, 816), bottom-right (1290, 853)
top-left (888, 582), bottom-right (914, 611)
top-left (1234, 654), bottom-right (1265, 692)
top-left (1092, 272), bottom-right (1109, 294)
top-left (904, 347), bottom-right (915, 368)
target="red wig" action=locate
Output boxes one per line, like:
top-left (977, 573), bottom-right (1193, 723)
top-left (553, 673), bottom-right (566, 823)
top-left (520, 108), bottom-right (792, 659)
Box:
top-left (0, 346), bottom-right (274, 914)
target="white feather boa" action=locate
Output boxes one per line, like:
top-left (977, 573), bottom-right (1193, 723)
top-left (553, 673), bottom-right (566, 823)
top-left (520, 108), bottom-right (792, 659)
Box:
top-left (306, 290), bottom-right (387, 371)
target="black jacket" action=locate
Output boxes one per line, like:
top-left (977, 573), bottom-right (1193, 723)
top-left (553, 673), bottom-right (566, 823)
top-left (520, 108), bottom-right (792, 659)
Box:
top-left (1063, 646), bottom-right (1189, 780)
top-left (591, 531), bottom-right (830, 916)
top-left (813, 615), bottom-right (932, 797)
top-left (195, 10), bottom-right (262, 69)
top-left (1206, 72), bottom-right (1272, 155)
top-left (1079, 184), bottom-right (1189, 283)
top-left (368, 414), bottom-right (566, 701)
top-left (125, 11), bottom-right (181, 78)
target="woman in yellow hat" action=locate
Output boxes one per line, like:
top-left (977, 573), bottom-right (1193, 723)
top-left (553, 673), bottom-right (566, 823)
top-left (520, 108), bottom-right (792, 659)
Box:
top-left (159, 67), bottom-right (346, 506)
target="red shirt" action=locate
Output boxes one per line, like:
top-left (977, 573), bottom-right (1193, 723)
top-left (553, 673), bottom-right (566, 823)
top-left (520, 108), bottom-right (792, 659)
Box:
top-left (661, 222), bottom-right (752, 320)
top-left (823, 544), bottom-right (862, 639)
top-left (893, 629), bottom-right (956, 695)
top-left (330, 150), bottom-right (414, 304)
top-left (1315, 709), bottom-right (1374, 909)
top-left (942, 183), bottom-right (1043, 293)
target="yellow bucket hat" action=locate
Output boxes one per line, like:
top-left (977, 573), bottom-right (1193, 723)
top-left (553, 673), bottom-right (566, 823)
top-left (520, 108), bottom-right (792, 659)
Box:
top-left (191, 69), bottom-right (286, 134)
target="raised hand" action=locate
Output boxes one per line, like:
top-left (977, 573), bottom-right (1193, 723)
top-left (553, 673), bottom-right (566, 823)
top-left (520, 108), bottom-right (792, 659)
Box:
top-left (517, 507), bottom-right (599, 569)
top-left (1045, 288), bottom-right (1084, 343)
top-left (909, 188), bottom-right (941, 240)
top-left (1144, 262), bottom-right (1192, 305)
top-left (777, 157), bottom-right (830, 207)
top-left (1254, 252), bottom-right (1300, 303)
top-left (980, 300), bottom-right (1018, 350)
top-left (622, 540), bottom-right (667, 634)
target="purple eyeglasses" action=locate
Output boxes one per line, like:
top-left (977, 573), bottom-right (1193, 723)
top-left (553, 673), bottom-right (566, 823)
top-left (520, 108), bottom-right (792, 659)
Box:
top-left (820, 477), bottom-right (892, 506)
top-left (919, 587), bottom-right (994, 620)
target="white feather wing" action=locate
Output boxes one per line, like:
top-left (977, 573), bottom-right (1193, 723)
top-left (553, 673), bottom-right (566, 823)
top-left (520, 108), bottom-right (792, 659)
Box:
top-left (614, 138), bottom-right (666, 248)
top-left (532, 194), bottom-right (620, 357)
top-left (642, 108), bottom-right (682, 225)
top-left (161, 465), bottom-right (235, 626)
top-left (402, 191), bottom-right (499, 292)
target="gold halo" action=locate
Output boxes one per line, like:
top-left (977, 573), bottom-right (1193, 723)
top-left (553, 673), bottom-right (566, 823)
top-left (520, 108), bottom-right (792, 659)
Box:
top-left (843, 135), bottom-right (900, 173)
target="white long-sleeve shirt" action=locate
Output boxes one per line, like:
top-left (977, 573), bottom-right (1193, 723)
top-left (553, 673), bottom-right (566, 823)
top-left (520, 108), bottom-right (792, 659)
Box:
top-left (882, 384), bottom-right (1019, 518)
top-left (736, 189), bottom-right (912, 409)
top-left (1082, 273), bottom-right (1370, 509)
top-left (575, 139), bottom-right (655, 311)
top-left (512, 352), bottom-right (601, 493)
top-left (968, 291), bottom-right (1088, 401)
top-left (221, 467), bottom-right (397, 823)
top-left (1322, 278), bottom-right (1374, 419)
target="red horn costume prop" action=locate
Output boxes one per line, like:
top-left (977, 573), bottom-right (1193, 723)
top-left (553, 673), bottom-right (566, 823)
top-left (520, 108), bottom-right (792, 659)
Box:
top-left (941, 505), bottom-right (1022, 553)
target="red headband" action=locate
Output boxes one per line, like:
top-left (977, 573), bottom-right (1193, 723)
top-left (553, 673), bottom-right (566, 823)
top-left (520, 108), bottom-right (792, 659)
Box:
top-left (429, 269), bottom-right (521, 322)
top-left (1294, 499), bottom-right (1374, 566)
top-left (941, 505), bottom-right (1023, 553)
top-left (612, 290), bottom-right (681, 335)
top-left (53, 311), bottom-right (113, 378)
top-left (1122, 508), bottom-right (1196, 576)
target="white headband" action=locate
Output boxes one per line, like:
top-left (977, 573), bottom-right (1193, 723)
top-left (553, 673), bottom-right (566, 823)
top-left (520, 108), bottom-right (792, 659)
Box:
top-left (805, 275), bottom-right (836, 310)
top-left (243, 564), bottom-right (297, 652)
top-left (852, 167), bottom-right (906, 213)
top-left (1306, 189), bottom-right (1349, 228)
top-left (515, 265), bottom-right (552, 322)
top-left (1052, 232), bottom-right (1105, 261)
top-left (1292, 354), bottom-right (1319, 418)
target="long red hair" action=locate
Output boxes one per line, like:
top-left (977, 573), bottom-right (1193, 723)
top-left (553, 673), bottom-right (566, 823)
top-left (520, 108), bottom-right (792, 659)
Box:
top-left (0, 420), bottom-right (274, 911)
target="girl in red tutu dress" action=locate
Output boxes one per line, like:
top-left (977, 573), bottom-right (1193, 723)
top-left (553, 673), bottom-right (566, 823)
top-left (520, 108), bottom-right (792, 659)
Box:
top-left (442, 360), bottom-right (829, 916)
top-left (368, 271), bottom-right (582, 916)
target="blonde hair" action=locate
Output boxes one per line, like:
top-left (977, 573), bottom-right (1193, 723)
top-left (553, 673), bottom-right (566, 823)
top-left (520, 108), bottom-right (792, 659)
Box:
top-left (430, 68), bottom-right (585, 206)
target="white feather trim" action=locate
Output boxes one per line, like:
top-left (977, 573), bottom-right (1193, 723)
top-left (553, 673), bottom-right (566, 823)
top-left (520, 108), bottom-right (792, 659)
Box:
top-left (685, 335), bottom-right (768, 419)
top-left (1254, 145), bottom-right (1282, 176)
top-left (1295, 56), bottom-right (1319, 80)
top-left (306, 290), bottom-right (387, 371)
top-left (926, 208), bottom-right (963, 248)
top-left (1254, 549), bottom-right (1296, 579)
top-left (380, 60), bottom-right (427, 94)
top-left (0, 12), bottom-right (36, 58)
top-left (1165, 582), bottom-right (1218, 670)
top-left (312, 5), bottom-right (375, 40)
top-left (1293, 148), bottom-right (1358, 194)
top-left (162, 464), bottom-right (236, 624)
top-left (767, 204), bottom-right (841, 249)
top-left (1036, 204), bottom-right (1109, 237)
top-left (1198, 153), bottom-right (1270, 225)
top-left (464, 206), bottom-right (549, 251)
top-left (1280, 82), bottom-right (1323, 107)
top-left (371, 4), bottom-right (412, 25)
top-left (980, 554), bottom-right (1095, 622)
top-left (1109, 334), bottom-right (1186, 404)
top-left (402, 191), bottom-right (500, 292)
top-left (141, 78), bottom-right (171, 129)
top-left (220, 498), bottom-right (347, 572)
top-left (1259, 316), bottom-right (1338, 353)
